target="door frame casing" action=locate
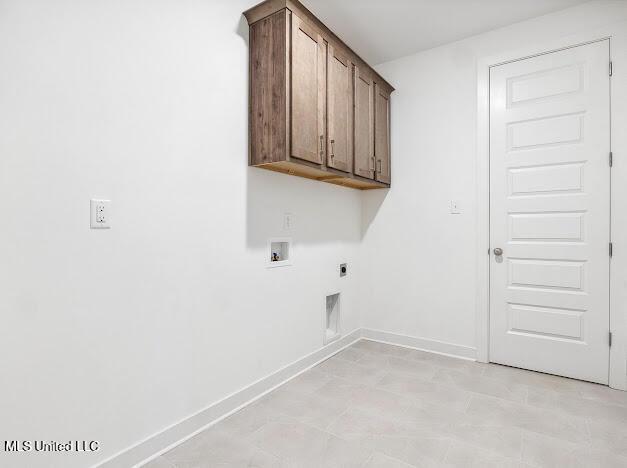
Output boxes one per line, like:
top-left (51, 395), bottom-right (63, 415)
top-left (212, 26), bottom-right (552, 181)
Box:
top-left (476, 22), bottom-right (627, 390)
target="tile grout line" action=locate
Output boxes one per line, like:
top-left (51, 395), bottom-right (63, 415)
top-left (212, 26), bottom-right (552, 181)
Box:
top-left (354, 341), bottom-right (627, 436)
top-left (149, 340), bottom-right (627, 468)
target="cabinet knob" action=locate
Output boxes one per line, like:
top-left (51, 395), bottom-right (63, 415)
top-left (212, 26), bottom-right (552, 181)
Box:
top-left (377, 159), bottom-right (382, 172)
top-left (319, 135), bottom-right (324, 156)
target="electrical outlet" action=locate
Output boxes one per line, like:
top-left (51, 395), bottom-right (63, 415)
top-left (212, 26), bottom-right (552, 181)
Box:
top-left (90, 199), bottom-right (111, 229)
top-left (96, 204), bottom-right (106, 223)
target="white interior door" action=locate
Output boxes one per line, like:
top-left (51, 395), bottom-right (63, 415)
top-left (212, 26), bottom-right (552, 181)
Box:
top-left (489, 40), bottom-right (611, 384)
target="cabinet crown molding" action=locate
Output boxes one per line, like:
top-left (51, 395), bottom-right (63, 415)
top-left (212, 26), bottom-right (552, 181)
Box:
top-left (244, 0), bottom-right (394, 94)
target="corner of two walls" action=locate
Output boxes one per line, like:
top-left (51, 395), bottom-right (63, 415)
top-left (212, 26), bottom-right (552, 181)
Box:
top-left (359, 48), bottom-right (480, 354)
top-left (7, 1), bottom-right (627, 467)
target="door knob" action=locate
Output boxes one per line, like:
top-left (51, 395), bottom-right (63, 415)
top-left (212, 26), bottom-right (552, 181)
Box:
top-left (493, 248), bottom-right (503, 256)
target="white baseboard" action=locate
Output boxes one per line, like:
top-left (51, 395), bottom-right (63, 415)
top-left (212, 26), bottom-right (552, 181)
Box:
top-left (361, 328), bottom-right (477, 360)
top-left (95, 328), bottom-right (361, 468)
top-left (95, 327), bottom-right (475, 467)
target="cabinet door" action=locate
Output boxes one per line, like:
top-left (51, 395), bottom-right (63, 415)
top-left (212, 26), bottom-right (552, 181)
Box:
top-left (374, 83), bottom-right (391, 184)
top-left (327, 45), bottom-right (352, 172)
top-left (354, 67), bottom-right (374, 179)
top-left (290, 14), bottom-right (325, 164)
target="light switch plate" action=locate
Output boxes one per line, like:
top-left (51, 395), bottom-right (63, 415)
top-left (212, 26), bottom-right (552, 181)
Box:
top-left (283, 212), bottom-right (294, 231)
top-left (90, 199), bottom-right (111, 229)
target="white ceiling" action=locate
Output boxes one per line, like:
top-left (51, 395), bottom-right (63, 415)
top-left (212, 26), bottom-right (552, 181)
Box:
top-left (301, 0), bottom-right (591, 64)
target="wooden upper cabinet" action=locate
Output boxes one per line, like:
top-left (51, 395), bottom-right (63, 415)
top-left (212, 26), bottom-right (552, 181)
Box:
top-left (249, 10), bottom-right (288, 165)
top-left (327, 45), bottom-right (352, 173)
top-left (354, 67), bottom-right (374, 179)
top-left (290, 14), bottom-right (325, 164)
top-left (244, 0), bottom-right (394, 190)
top-left (375, 83), bottom-right (391, 184)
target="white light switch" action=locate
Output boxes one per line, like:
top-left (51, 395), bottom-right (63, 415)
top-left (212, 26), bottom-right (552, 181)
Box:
top-left (450, 200), bottom-right (461, 214)
top-left (283, 212), bottom-right (294, 231)
top-left (90, 199), bottom-right (111, 229)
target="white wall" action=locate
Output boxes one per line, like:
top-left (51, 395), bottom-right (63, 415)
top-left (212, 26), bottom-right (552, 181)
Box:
top-left (0, 1), bottom-right (363, 467)
top-left (3, 0), bottom-right (627, 466)
top-left (362, 0), bottom-right (627, 358)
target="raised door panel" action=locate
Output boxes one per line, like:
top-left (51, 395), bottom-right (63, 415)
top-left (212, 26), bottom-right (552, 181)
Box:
top-left (290, 14), bottom-right (324, 164)
top-left (354, 67), bottom-right (374, 179)
top-left (374, 83), bottom-right (391, 184)
top-left (327, 45), bottom-right (352, 172)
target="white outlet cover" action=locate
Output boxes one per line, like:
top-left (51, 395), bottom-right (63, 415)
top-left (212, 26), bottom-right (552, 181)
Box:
top-left (90, 199), bottom-right (111, 229)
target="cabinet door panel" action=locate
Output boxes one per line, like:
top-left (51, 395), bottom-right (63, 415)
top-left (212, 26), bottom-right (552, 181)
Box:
top-left (354, 68), bottom-right (374, 179)
top-left (375, 83), bottom-right (391, 184)
top-left (291, 15), bottom-right (324, 164)
top-left (327, 45), bottom-right (351, 172)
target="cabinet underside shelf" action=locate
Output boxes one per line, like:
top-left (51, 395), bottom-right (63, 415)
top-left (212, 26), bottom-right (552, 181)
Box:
top-left (256, 161), bottom-right (389, 190)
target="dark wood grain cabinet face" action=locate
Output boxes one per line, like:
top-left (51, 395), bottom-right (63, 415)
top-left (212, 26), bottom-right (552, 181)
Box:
top-left (249, 11), bottom-right (287, 165)
top-left (290, 15), bottom-right (325, 164)
top-left (354, 67), bottom-right (374, 179)
top-left (375, 83), bottom-right (391, 184)
top-left (327, 45), bottom-right (352, 173)
top-left (244, 0), bottom-right (393, 190)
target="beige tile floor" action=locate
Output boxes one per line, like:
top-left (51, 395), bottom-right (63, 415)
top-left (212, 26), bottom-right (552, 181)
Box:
top-left (146, 340), bottom-right (627, 468)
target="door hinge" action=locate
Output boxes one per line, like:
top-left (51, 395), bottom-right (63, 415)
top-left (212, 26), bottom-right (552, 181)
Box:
top-left (609, 61), bottom-right (613, 77)
top-left (609, 242), bottom-right (613, 257)
top-left (609, 331), bottom-right (612, 347)
top-left (609, 152), bottom-right (613, 167)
